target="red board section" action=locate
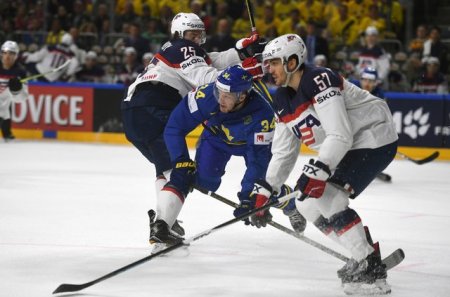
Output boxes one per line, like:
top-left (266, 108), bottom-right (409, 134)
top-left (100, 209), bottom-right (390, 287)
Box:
top-left (11, 85), bottom-right (93, 132)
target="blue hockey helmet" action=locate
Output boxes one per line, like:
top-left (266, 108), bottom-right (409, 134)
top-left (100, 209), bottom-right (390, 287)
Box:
top-left (214, 65), bottom-right (253, 101)
top-left (360, 67), bottom-right (378, 81)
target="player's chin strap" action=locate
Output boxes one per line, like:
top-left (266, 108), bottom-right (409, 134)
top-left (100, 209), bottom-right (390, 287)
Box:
top-left (281, 59), bottom-right (301, 87)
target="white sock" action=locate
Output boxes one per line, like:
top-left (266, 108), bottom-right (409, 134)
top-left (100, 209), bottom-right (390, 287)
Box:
top-left (156, 187), bottom-right (184, 227)
top-left (155, 176), bottom-right (167, 200)
top-left (337, 221), bottom-right (374, 261)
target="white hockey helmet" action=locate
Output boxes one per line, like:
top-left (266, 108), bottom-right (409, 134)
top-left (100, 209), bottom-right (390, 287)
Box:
top-left (61, 33), bottom-right (73, 46)
top-left (1, 40), bottom-right (20, 55)
top-left (170, 12), bottom-right (206, 44)
top-left (262, 34), bottom-right (306, 70)
top-left (262, 34), bottom-right (307, 86)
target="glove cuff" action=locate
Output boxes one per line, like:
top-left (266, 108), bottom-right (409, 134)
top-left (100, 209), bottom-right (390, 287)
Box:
top-left (309, 159), bottom-right (331, 178)
top-left (253, 179), bottom-right (272, 197)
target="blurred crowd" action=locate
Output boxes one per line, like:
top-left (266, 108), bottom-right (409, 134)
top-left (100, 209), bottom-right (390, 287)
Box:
top-left (0, 0), bottom-right (448, 93)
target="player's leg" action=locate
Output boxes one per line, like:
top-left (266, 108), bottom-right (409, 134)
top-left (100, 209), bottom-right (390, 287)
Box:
top-left (122, 106), bottom-right (182, 244)
top-left (194, 136), bottom-right (231, 192)
top-left (1, 118), bottom-right (14, 141)
top-left (318, 142), bottom-right (397, 293)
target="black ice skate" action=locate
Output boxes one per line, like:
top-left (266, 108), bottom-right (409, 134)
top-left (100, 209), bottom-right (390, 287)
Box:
top-left (171, 219), bottom-right (185, 237)
top-left (150, 219), bottom-right (183, 244)
top-left (342, 243), bottom-right (391, 295)
top-left (285, 208), bottom-right (307, 233)
top-left (148, 210), bottom-right (184, 248)
top-left (148, 209), bottom-right (185, 240)
top-left (337, 258), bottom-right (359, 281)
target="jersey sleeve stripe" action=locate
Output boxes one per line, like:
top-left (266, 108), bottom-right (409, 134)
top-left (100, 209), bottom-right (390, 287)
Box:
top-left (155, 53), bottom-right (181, 68)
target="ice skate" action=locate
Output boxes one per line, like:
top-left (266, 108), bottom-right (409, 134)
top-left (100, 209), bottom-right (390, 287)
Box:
top-left (285, 208), bottom-right (307, 234)
top-left (337, 258), bottom-right (359, 281)
top-left (148, 209), bottom-right (184, 254)
top-left (171, 219), bottom-right (185, 237)
top-left (148, 209), bottom-right (185, 238)
top-left (149, 219), bottom-right (184, 254)
top-left (342, 245), bottom-right (391, 295)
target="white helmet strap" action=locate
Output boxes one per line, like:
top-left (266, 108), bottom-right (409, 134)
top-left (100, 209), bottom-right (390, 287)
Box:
top-left (282, 56), bottom-right (301, 87)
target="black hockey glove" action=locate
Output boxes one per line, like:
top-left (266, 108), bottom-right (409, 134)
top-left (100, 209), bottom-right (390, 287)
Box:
top-left (250, 179), bottom-right (273, 228)
top-left (8, 77), bottom-right (22, 93)
top-left (233, 192), bottom-right (254, 225)
top-left (168, 158), bottom-right (196, 197)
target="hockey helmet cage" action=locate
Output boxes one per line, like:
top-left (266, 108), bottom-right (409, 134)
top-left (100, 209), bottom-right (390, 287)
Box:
top-left (262, 34), bottom-right (306, 72)
top-left (171, 13), bottom-right (206, 44)
top-left (214, 65), bottom-right (253, 101)
top-left (1, 40), bottom-right (19, 55)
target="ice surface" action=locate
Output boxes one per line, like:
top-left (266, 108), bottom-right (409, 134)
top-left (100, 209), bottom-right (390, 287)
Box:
top-left (1, 140), bottom-right (449, 297)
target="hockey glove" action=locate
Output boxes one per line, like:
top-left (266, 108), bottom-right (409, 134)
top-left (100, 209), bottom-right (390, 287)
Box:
top-left (233, 192), bottom-right (254, 225)
top-left (250, 179), bottom-right (273, 228)
top-left (296, 159), bottom-right (331, 201)
top-left (169, 158), bottom-right (196, 197)
top-left (241, 56), bottom-right (263, 80)
top-left (235, 33), bottom-right (267, 61)
top-left (8, 77), bottom-right (22, 93)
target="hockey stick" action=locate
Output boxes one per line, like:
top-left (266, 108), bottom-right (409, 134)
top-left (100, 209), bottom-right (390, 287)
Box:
top-left (245, 0), bottom-right (257, 33)
top-left (195, 186), bottom-right (348, 261)
top-left (376, 172), bottom-right (392, 182)
top-left (397, 151), bottom-right (440, 165)
top-left (195, 186), bottom-right (405, 270)
top-left (52, 190), bottom-right (300, 294)
top-left (20, 59), bottom-right (71, 83)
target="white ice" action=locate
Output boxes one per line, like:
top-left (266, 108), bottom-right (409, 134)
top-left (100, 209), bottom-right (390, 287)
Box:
top-left (1, 140), bottom-right (449, 297)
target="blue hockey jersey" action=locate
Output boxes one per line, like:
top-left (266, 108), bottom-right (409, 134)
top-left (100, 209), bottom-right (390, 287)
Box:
top-left (164, 80), bottom-right (275, 194)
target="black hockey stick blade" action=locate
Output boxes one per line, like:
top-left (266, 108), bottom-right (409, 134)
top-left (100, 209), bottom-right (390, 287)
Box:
top-left (376, 172), bottom-right (392, 182)
top-left (53, 241), bottom-right (184, 294)
top-left (383, 248), bottom-right (405, 271)
top-left (397, 151), bottom-right (440, 165)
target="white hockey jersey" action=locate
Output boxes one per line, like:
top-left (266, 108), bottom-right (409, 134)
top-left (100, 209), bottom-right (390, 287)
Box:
top-left (266, 65), bottom-right (398, 191)
top-left (124, 38), bottom-right (241, 102)
top-left (25, 44), bottom-right (79, 82)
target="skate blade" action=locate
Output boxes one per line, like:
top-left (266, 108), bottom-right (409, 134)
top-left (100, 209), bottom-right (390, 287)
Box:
top-left (343, 279), bottom-right (391, 295)
top-left (150, 241), bottom-right (191, 257)
top-left (150, 242), bottom-right (167, 255)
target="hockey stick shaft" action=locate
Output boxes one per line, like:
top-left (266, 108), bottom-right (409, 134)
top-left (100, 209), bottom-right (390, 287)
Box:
top-left (20, 59), bottom-right (71, 83)
top-left (245, 0), bottom-right (257, 33)
top-left (52, 190), bottom-right (300, 294)
top-left (195, 186), bottom-right (349, 262)
top-left (396, 151), bottom-right (439, 165)
top-left (196, 187), bottom-right (406, 270)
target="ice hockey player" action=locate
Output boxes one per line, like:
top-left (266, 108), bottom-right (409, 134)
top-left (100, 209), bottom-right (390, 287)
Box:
top-left (121, 12), bottom-right (266, 241)
top-left (350, 67), bottom-right (384, 99)
top-left (23, 33), bottom-right (79, 82)
top-left (148, 65), bottom-right (306, 249)
top-left (252, 33), bottom-right (398, 295)
top-left (0, 41), bottom-right (28, 141)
